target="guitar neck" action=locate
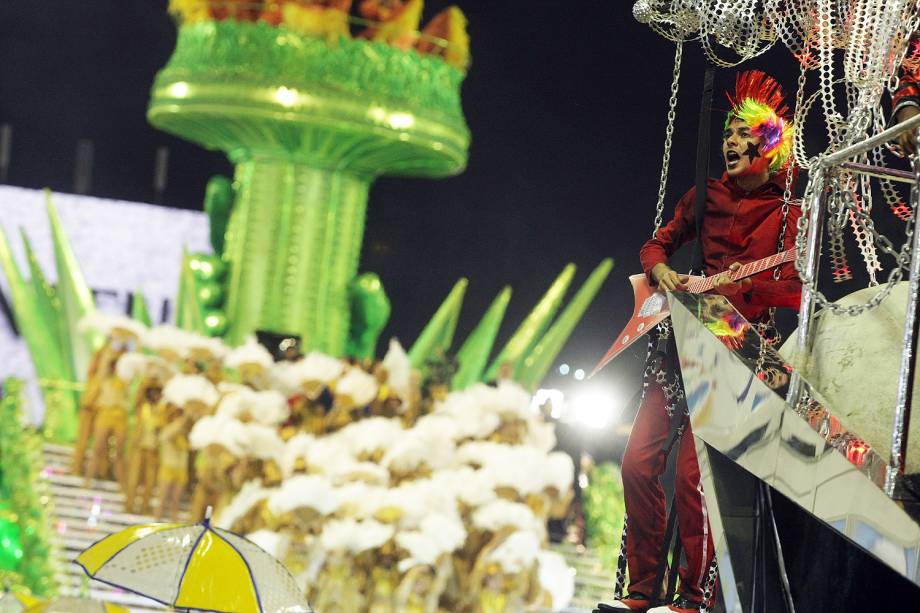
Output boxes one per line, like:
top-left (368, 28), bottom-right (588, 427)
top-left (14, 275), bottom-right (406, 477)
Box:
top-left (687, 249), bottom-right (796, 294)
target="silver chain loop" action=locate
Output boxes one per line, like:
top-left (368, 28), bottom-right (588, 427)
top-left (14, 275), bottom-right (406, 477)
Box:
top-left (653, 41), bottom-right (684, 235)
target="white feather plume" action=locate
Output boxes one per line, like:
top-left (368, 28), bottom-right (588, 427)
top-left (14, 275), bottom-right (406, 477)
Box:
top-left (320, 519), bottom-right (394, 554)
top-left (335, 367), bottom-right (378, 407)
top-left (281, 433), bottom-right (315, 478)
top-left (143, 325), bottom-right (192, 357)
top-left (215, 480), bottom-right (274, 530)
top-left (382, 338), bottom-right (411, 399)
top-left (162, 374), bottom-right (219, 408)
top-left (115, 352), bottom-right (150, 382)
top-left (216, 388), bottom-right (289, 426)
top-left (487, 530), bottom-right (540, 573)
top-left (268, 474), bottom-right (340, 516)
top-left (326, 459), bottom-right (390, 486)
top-left (224, 336), bottom-right (274, 369)
top-left (78, 311), bottom-right (146, 339)
top-left (544, 451), bottom-right (575, 493)
top-left (537, 550), bottom-right (576, 611)
top-left (382, 426), bottom-right (455, 474)
top-left (396, 513), bottom-right (466, 571)
top-left (245, 422), bottom-right (286, 462)
top-left (472, 500), bottom-right (542, 535)
top-left (185, 334), bottom-right (228, 358)
top-left (336, 417), bottom-right (405, 457)
top-left (245, 529), bottom-right (291, 562)
top-left (283, 352), bottom-right (345, 387)
top-left (189, 415), bottom-right (250, 456)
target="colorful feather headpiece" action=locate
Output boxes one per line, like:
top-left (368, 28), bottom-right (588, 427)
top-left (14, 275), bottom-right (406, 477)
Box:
top-left (725, 70), bottom-right (794, 173)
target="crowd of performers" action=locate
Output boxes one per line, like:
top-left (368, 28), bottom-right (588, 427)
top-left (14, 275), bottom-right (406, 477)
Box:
top-left (168, 0), bottom-right (470, 70)
top-left (71, 313), bottom-right (578, 612)
top-left (597, 36), bottom-right (920, 613)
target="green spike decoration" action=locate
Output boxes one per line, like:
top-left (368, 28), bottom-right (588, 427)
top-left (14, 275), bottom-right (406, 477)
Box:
top-left (20, 232), bottom-right (70, 383)
top-left (45, 190), bottom-right (98, 375)
top-left (148, 20), bottom-right (469, 354)
top-left (409, 279), bottom-right (468, 370)
top-left (484, 264), bottom-right (577, 382)
top-left (518, 258), bottom-right (614, 390)
top-left (451, 286), bottom-right (512, 391)
top-left (0, 227), bottom-right (45, 371)
top-left (176, 250), bottom-right (207, 335)
top-left (131, 290), bottom-right (153, 327)
top-left (0, 223), bottom-right (80, 443)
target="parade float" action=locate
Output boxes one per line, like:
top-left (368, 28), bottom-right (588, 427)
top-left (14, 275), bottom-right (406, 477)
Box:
top-left (0, 2), bottom-right (617, 610)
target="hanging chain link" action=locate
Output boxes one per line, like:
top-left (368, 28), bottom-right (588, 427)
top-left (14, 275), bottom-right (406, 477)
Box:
top-left (653, 41), bottom-right (684, 236)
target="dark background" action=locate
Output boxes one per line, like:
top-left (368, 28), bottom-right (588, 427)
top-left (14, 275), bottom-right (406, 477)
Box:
top-left (0, 1), bottom-right (911, 459)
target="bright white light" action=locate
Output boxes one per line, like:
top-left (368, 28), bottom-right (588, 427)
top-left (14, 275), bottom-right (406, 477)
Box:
top-left (574, 368), bottom-right (586, 381)
top-left (531, 388), bottom-right (564, 418)
top-left (559, 363), bottom-right (570, 375)
top-left (567, 390), bottom-right (620, 429)
top-left (274, 86), bottom-right (298, 107)
top-left (388, 112), bottom-right (415, 130)
top-left (168, 82), bottom-right (190, 98)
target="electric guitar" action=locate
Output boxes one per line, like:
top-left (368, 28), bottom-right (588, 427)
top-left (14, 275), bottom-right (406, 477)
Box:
top-left (591, 249), bottom-right (796, 376)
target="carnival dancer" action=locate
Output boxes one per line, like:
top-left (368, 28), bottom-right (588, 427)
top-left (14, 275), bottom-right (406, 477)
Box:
top-left (601, 71), bottom-right (801, 613)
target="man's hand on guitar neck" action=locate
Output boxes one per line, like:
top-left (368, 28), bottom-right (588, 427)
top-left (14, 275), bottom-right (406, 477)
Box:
top-left (713, 261), bottom-right (753, 297)
top-left (651, 263), bottom-right (689, 292)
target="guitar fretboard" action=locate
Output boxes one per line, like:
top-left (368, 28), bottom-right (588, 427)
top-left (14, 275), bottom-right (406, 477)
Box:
top-left (685, 249), bottom-right (796, 294)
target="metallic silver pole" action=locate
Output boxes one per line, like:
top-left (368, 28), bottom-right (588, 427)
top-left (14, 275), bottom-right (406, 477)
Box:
top-left (838, 161), bottom-right (917, 185)
top-left (822, 112), bottom-right (920, 167)
top-left (886, 127), bottom-right (920, 496)
top-left (787, 168), bottom-right (826, 407)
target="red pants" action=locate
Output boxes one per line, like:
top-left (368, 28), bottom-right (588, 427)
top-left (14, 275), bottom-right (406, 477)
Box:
top-left (621, 374), bottom-right (714, 602)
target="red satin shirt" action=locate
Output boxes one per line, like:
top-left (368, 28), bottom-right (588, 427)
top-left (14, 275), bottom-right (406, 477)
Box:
top-left (639, 171), bottom-right (802, 322)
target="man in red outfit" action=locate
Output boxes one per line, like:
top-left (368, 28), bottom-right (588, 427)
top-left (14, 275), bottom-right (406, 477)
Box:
top-left (598, 71), bottom-right (801, 613)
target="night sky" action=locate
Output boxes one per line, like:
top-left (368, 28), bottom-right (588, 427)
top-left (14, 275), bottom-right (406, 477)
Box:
top-left (0, 2), bottom-right (908, 454)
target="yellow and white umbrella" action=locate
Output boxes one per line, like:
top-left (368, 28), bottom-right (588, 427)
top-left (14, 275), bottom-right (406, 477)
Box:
top-left (0, 589), bottom-right (41, 613)
top-left (75, 517), bottom-right (311, 613)
top-left (24, 598), bottom-right (127, 613)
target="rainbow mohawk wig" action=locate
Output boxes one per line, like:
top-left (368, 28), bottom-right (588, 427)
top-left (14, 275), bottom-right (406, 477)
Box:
top-left (725, 70), bottom-right (794, 173)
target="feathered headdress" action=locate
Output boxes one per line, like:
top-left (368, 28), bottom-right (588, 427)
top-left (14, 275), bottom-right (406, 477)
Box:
top-left (725, 70), bottom-right (794, 173)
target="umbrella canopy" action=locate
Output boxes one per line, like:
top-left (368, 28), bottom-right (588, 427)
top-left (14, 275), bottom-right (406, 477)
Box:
top-left (0, 590), bottom-right (41, 613)
top-left (75, 520), bottom-right (311, 613)
top-left (24, 598), bottom-right (127, 613)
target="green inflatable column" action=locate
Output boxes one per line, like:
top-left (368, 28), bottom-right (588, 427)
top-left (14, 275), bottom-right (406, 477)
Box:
top-left (222, 162), bottom-right (370, 351)
top-left (148, 21), bottom-right (469, 354)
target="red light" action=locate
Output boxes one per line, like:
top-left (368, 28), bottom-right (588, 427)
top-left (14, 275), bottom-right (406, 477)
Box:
top-left (847, 440), bottom-right (870, 467)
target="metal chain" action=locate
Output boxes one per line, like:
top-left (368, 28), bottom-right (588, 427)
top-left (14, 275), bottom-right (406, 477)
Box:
top-left (760, 61), bottom-right (809, 344)
top-left (826, 179), bottom-right (853, 283)
top-left (653, 41), bottom-right (684, 235)
top-left (848, 170), bottom-right (882, 284)
top-left (795, 166), bottom-right (915, 316)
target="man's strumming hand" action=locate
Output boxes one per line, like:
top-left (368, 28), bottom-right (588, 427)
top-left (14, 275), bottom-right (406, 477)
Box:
top-left (713, 262), bottom-right (752, 297)
top-left (896, 105), bottom-right (920, 155)
top-left (651, 263), bottom-right (689, 292)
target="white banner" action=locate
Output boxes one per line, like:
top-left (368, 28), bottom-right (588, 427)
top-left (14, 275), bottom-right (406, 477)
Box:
top-left (0, 185), bottom-right (210, 422)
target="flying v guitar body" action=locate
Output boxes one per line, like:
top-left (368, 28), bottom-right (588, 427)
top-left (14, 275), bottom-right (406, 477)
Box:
top-left (592, 273), bottom-right (701, 376)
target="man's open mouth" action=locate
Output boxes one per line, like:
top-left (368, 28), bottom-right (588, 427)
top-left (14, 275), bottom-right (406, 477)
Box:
top-left (726, 150), bottom-right (741, 167)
